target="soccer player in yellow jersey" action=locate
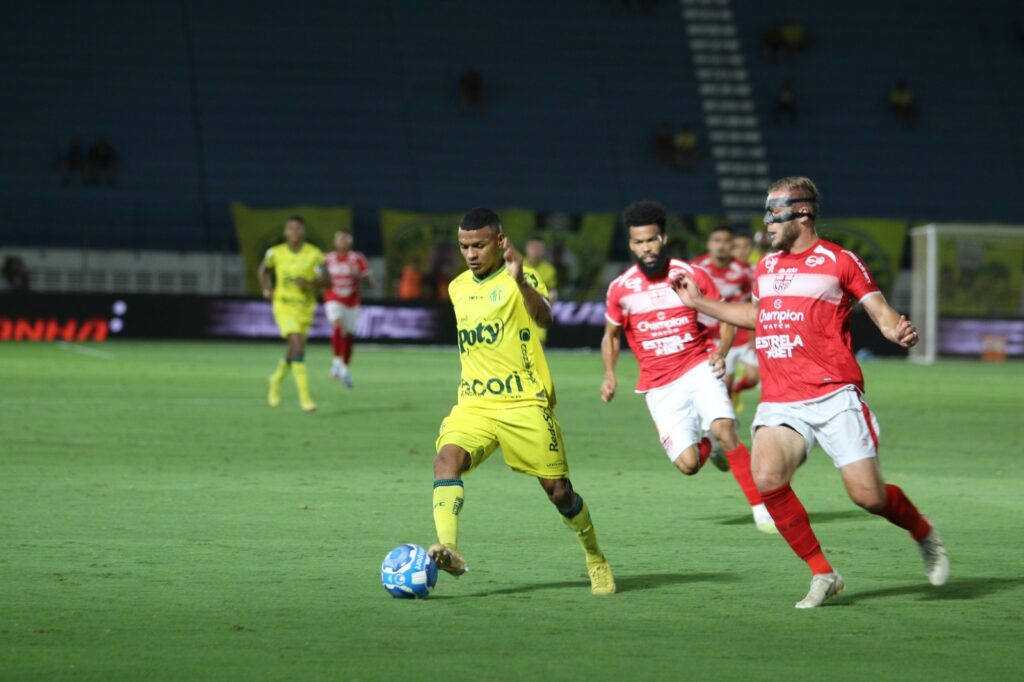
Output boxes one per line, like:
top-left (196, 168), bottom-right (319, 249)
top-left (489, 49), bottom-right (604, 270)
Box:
top-left (429, 208), bottom-right (615, 595)
top-left (524, 234), bottom-right (558, 344)
top-left (257, 215), bottom-right (328, 412)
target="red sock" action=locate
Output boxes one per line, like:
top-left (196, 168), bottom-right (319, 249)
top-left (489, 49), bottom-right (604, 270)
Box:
top-left (342, 334), bottom-right (354, 364)
top-left (697, 438), bottom-right (711, 468)
top-left (725, 443), bottom-right (762, 506)
top-left (761, 484), bottom-right (833, 575)
top-left (732, 376), bottom-right (758, 394)
top-left (874, 484), bottom-right (931, 541)
top-left (331, 326), bottom-right (344, 359)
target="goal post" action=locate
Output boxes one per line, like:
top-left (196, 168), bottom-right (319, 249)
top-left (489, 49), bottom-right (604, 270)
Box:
top-left (909, 224), bottom-right (1024, 363)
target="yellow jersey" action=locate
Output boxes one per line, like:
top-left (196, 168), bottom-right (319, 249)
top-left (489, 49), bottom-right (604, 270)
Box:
top-left (531, 259), bottom-right (558, 295)
top-left (448, 265), bottom-right (555, 408)
top-left (263, 243), bottom-right (325, 306)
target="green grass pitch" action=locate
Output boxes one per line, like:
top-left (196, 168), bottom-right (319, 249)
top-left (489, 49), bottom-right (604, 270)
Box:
top-left (1, 341), bottom-right (1023, 681)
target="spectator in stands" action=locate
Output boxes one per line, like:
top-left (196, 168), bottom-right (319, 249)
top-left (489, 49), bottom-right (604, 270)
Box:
top-left (85, 135), bottom-right (117, 184)
top-left (780, 19), bottom-right (809, 58)
top-left (674, 122), bottom-right (699, 171)
top-left (61, 137), bottom-right (85, 185)
top-left (774, 78), bottom-right (799, 126)
top-left (459, 64), bottom-right (487, 114)
top-left (2, 255), bottom-right (30, 293)
top-left (888, 79), bottom-right (917, 129)
top-left (653, 121), bottom-right (674, 168)
top-left (397, 257), bottom-right (424, 300)
top-left (761, 23), bottom-right (784, 63)
top-left (428, 241), bottom-right (457, 302)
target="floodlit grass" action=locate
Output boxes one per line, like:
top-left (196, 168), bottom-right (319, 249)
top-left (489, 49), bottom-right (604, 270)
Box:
top-left (1, 341), bottom-right (1022, 681)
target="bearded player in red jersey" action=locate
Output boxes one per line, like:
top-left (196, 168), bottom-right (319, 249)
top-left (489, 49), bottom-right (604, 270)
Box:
top-left (675, 177), bottom-right (949, 608)
top-left (691, 225), bottom-right (759, 404)
top-left (601, 201), bottom-right (775, 533)
top-left (324, 230), bottom-right (372, 388)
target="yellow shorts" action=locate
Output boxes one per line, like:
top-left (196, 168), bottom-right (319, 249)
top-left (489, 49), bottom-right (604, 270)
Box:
top-left (273, 300), bottom-right (315, 338)
top-left (436, 403), bottom-right (569, 479)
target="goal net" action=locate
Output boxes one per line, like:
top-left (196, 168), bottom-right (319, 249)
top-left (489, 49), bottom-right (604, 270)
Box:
top-left (910, 224), bottom-right (1024, 363)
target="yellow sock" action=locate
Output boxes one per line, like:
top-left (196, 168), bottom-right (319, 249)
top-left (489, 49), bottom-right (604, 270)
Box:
top-left (271, 359), bottom-right (291, 385)
top-left (560, 496), bottom-right (605, 564)
top-left (432, 479), bottom-right (464, 549)
top-left (291, 361), bottom-right (313, 403)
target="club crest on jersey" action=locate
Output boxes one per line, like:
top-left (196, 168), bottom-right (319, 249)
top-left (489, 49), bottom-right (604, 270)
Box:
top-left (489, 289), bottom-right (504, 306)
top-left (774, 272), bottom-right (795, 292)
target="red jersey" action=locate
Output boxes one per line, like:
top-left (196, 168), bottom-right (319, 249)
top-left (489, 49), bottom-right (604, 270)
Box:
top-left (605, 259), bottom-right (720, 393)
top-left (324, 250), bottom-right (369, 306)
top-left (691, 254), bottom-right (754, 345)
top-left (752, 239), bottom-right (881, 403)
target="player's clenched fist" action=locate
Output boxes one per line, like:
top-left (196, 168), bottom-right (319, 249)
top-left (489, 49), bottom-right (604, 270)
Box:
top-left (892, 315), bottom-right (919, 348)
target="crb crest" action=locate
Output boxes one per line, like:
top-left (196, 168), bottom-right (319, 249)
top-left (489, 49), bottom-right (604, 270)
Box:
top-left (774, 272), bottom-right (796, 293)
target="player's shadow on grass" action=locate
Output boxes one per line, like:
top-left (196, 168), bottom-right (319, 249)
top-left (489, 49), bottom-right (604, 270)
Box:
top-left (710, 509), bottom-right (863, 527)
top-left (466, 571), bottom-right (737, 597)
top-left (847, 576), bottom-right (1024, 604)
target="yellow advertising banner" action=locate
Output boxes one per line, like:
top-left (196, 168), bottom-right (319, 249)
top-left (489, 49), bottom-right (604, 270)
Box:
top-left (231, 203), bottom-right (353, 294)
top-left (379, 209), bottom-right (616, 301)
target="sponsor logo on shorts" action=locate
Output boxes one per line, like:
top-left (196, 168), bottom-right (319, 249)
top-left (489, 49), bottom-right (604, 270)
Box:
top-left (458, 320), bottom-right (504, 353)
top-left (540, 407), bottom-right (561, 452)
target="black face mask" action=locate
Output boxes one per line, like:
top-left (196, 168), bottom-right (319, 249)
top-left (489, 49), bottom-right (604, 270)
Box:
top-left (763, 195), bottom-right (817, 225)
top-left (636, 250), bottom-right (670, 279)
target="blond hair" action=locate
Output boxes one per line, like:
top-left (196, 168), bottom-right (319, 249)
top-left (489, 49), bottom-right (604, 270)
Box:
top-left (766, 176), bottom-right (820, 216)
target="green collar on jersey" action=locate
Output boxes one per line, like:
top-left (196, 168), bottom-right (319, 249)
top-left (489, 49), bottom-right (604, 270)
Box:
top-left (472, 264), bottom-right (507, 284)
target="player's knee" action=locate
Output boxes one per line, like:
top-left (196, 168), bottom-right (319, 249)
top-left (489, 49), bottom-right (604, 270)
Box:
top-left (710, 420), bottom-right (739, 450)
top-left (850, 489), bottom-right (886, 514)
top-left (433, 448), bottom-right (469, 478)
top-left (673, 452), bottom-right (699, 475)
top-left (542, 479), bottom-right (574, 508)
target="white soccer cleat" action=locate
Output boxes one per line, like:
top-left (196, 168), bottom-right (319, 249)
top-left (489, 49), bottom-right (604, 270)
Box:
top-left (329, 364), bottom-right (342, 380)
top-left (917, 520), bottom-right (950, 586)
top-left (795, 572), bottom-right (845, 609)
top-left (340, 368), bottom-right (353, 389)
top-left (752, 504), bottom-right (778, 534)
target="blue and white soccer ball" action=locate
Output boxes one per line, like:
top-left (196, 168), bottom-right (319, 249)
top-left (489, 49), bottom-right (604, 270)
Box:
top-left (381, 544), bottom-right (438, 599)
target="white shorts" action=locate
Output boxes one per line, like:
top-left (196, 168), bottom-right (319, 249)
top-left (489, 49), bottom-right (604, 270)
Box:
top-left (751, 385), bottom-right (880, 468)
top-left (725, 344), bottom-right (758, 376)
top-left (324, 301), bottom-right (359, 332)
top-left (644, 361), bottom-right (736, 461)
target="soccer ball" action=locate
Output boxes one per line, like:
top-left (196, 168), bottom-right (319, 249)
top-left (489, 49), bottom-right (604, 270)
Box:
top-left (381, 544), bottom-right (437, 599)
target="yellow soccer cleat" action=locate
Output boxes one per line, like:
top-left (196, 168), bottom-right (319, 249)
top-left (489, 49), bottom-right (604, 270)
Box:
top-left (587, 561), bottom-right (616, 596)
top-left (268, 377), bottom-right (282, 407)
top-left (300, 400), bottom-right (317, 413)
top-left (428, 544), bottom-right (468, 577)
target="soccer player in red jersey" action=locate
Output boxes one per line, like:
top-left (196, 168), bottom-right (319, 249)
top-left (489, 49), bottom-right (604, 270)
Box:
top-left (691, 225), bottom-right (759, 403)
top-left (675, 177), bottom-right (949, 608)
top-left (323, 230), bottom-right (372, 388)
top-left (601, 201), bottom-right (775, 533)
top-left (727, 233), bottom-right (761, 405)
